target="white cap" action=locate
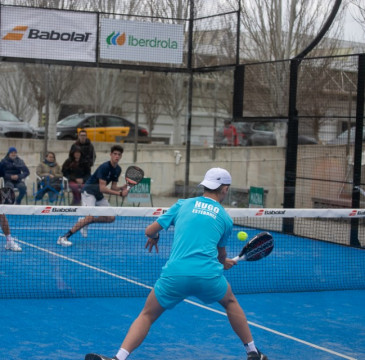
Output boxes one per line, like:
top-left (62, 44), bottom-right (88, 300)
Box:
top-left (199, 168), bottom-right (232, 190)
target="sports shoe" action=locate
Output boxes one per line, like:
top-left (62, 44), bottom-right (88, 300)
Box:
top-left (79, 217), bottom-right (88, 238)
top-left (247, 349), bottom-right (268, 360)
top-left (57, 236), bottom-right (72, 247)
top-left (85, 354), bottom-right (117, 360)
top-left (5, 237), bottom-right (22, 252)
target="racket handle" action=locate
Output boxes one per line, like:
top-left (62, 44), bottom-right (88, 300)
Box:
top-left (232, 255), bottom-right (246, 262)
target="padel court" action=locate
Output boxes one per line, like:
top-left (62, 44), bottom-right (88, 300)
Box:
top-left (0, 208), bottom-right (364, 359)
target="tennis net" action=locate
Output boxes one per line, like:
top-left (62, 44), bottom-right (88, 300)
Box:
top-left (0, 205), bottom-right (364, 299)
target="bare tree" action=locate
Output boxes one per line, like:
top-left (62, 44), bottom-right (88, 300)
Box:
top-left (86, 0), bottom-right (146, 15)
top-left (140, 0), bottom-right (205, 144)
top-left (0, 63), bottom-right (35, 122)
top-left (140, 72), bottom-right (163, 135)
top-left (350, 0), bottom-right (365, 24)
top-left (213, 0), bottom-right (345, 144)
top-left (72, 68), bottom-right (131, 115)
top-left (22, 64), bottom-right (47, 128)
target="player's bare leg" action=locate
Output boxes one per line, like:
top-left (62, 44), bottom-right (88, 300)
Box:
top-left (120, 289), bottom-right (165, 353)
top-left (0, 214), bottom-right (10, 236)
top-left (71, 215), bottom-right (115, 233)
top-left (219, 283), bottom-right (253, 344)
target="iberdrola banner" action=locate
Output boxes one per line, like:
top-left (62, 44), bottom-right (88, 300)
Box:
top-left (100, 18), bottom-right (184, 64)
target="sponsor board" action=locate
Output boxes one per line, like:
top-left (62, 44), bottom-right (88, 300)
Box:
top-left (100, 19), bottom-right (183, 64)
top-left (0, 5), bottom-right (97, 62)
top-left (41, 206), bottom-right (78, 214)
top-left (127, 178), bottom-right (152, 204)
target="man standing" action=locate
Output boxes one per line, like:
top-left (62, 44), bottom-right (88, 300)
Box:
top-left (85, 168), bottom-right (268, 360)
top-left (1, 147), bottom-right (30, 205)
top-left (223, 119), bottom-right (239, 146)
top-left (70, 129), bottom-right (96, 172)
top-left (57, 145), bottom-right (128, 247)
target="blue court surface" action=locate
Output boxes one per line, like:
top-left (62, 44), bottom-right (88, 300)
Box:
top-left (0, 212), bottom-right (364, 359)
top-left (0, 290), bottom-right (364, 360)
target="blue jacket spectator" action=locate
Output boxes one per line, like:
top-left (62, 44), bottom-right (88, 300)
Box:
top-left (1, 147), bottom-right (30, 204)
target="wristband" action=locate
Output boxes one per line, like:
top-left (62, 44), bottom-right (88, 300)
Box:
top-left (151, 233), bottom-right (159, 241)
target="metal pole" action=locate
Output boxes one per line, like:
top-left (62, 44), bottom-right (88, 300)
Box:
top-left (43, 65), bottom-right (50, 158)
top-left (350, 54), bottom-right (365, 247)
top-left (183, 0), bottom-right (194, 198)
top-left (134, 75), bottom-right (140, 164)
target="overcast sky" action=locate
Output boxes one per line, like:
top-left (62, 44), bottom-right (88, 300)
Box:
top-left (343, 3), bottom-right (364, 42)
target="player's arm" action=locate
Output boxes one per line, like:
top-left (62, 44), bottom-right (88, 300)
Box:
top-left (145, 221), bottom-right (163, 253)
top-left (218, 246), bottom-right (236, 269)
top-left (99, 179), bottom-right (126, 197)
top-left (110, 181), bottom-right (128, 197)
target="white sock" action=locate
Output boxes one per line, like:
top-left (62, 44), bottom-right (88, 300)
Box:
top-left (6, 235), bottom-right (12, 242)
top-left (244, 341), bottom-right (257, 354)
top-left (116, 348), bottom-right (130, 360)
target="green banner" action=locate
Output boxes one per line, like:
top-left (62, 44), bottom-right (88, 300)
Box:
top-left (249, 186), bottom-right (264, 208)
top-left (128, 177), bottom-right (151, 203)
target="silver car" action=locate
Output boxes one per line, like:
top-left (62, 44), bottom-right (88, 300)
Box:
top-left (327, 127), bottom-right (365, 145)
top-left (0, 109), bottom-right (35, 138)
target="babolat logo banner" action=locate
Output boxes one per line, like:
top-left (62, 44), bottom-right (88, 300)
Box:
top-left (0, 6), bottom-right (97, 62)
top-left (41, 206), bottom-right (78, 214)
top-left (100, 19), bottom-right (183, 64)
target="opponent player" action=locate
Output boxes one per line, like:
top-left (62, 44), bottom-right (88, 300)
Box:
top-left (85, 168), bottom-right (268, 360)
top-left (57, 145), bottom-right (129, 247)
top-left (0, 162), bottom-right (22, 251)
top-left (1, 214), bottom-right (22, 252)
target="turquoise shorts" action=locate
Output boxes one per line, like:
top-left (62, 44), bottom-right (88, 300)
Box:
top-left (154, 275), bottom-right (228, 309)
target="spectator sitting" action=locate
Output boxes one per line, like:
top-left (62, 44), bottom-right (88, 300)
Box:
top-left (223, 119), bottom-right (239, 146)
top-left (35, 152), bottom-right (63, 203)
top-left (70, 130), bottom-right (96, 173)
top-left (1, 147), bottom-right (30, 205)
top-left (62, 146), bottom-right (91, 206)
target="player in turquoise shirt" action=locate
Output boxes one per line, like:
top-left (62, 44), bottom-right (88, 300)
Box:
top-left (157, 196), bottom-right (233, 278)
top-left (85, 168), bottom-right (268, 360)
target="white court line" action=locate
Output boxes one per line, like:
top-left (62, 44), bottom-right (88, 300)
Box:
top-left (13, 240), bottom-right (358, 360)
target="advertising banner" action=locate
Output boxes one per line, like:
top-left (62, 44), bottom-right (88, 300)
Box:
top-left (249, 186), bottom-right (265, 208)
top-left (0, 6), bottom-right (97, 62)
top-left (100, 19), bottom-right (184, 64)
top-left (127, 178), bottom-right (152, 204)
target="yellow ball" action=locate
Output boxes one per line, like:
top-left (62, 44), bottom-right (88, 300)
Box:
top-left (237, 231), bottom-right (248, 241)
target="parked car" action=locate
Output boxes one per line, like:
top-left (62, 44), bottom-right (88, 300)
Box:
top-left (0, 108), bottom-right (35, 139)
top-left (216, 122), bottom-right (318, 146)
top-left (327, 127), bottom-right (365, 145)
top-left (36, 113), bottom-right (149, 142)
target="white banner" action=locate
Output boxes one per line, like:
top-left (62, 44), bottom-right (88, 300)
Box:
top-left (100, 19), bottom-right (184, 64)
top-left (0, 6), bottom-right (97, 62)
top-left (1, 205), bottom-right (365, 219)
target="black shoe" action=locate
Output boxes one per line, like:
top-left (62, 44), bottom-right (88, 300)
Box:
top-left (85, 354), bottom-right (117, 360)
top-left (247, 349), bottom-right (268, 360)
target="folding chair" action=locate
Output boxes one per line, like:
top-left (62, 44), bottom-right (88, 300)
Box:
top-left (33, 176), bottom-right (65, 205)
top-left (62, 177), bottom-right (72, 205)
top-left (1, 177), bottom-right (29, 204)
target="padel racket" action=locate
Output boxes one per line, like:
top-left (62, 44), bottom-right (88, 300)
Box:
top-left (125, 165), bottom-right (144, 190)
top-left (85, 354), bottom-right (113, 360)
top-left (0, 187), bottom-right (15, 205)
top-left (233, 231), bottom-right (273, 262)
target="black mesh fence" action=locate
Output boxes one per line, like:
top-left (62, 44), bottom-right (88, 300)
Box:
top-left (0, 2), bottom-right (364, 222)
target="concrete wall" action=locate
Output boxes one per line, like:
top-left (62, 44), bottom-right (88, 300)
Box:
top-left (0, 138), bottom-right (290, 207)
